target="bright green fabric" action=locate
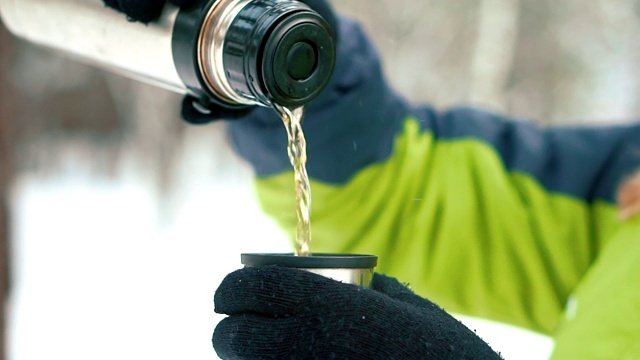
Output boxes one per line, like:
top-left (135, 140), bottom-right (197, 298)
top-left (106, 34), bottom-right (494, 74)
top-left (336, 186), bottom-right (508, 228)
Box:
top-left (255, 118), bottom-right (635, 356)
top-left (551, 216), bottom-right (640, 359)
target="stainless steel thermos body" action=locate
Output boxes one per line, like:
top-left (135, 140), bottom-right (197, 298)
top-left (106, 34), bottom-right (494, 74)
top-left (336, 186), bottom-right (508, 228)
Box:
top-left (0, 0), bottom-right (336, 109)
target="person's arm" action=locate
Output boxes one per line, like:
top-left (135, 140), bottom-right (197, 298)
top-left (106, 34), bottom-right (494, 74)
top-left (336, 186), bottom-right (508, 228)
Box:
top-left (228, 16), bottom-right (640, 336)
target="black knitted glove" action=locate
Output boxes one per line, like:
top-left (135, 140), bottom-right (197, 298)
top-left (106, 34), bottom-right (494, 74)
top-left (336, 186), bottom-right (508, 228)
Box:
top-left (104, 0), bottom-right (336, 31)
top-left (103, 0), bottom-right (338, 124)
top-left (104, 0), bottom-right (193, 23)
top-left (213, 266), bottom-right (502, 360)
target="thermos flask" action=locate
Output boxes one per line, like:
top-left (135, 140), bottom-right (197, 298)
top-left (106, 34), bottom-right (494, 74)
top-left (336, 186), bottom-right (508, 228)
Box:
top-left (0, 0), bottom-right (336, 109)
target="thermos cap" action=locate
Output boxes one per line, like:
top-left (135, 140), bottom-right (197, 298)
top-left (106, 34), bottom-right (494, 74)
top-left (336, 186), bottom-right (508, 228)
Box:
top-left (222, 0), bottom-right (336, 108)
top-left (261, 10), bottom-right (336, 107)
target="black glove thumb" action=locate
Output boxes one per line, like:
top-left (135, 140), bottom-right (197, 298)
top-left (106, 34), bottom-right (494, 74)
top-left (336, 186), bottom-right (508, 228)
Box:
top-left (104, 0), bottom-right (195, 23)
top-left (180, 96), bottom-right (256, 124)
top-left (371, 272), bottom-right (446, 310)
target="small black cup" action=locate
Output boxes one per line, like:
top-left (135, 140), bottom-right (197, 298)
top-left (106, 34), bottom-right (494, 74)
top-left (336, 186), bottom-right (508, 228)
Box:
top-left (241, 253), bottom-right (378, 287)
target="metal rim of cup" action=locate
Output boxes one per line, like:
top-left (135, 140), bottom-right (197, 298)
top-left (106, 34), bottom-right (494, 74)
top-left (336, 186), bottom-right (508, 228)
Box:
top-left (241, 253), bottom-right (378, 269)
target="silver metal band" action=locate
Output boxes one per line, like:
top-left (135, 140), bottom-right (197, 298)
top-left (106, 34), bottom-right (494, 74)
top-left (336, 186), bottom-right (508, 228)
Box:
top-left (197, 0), bottom-right (258, 106)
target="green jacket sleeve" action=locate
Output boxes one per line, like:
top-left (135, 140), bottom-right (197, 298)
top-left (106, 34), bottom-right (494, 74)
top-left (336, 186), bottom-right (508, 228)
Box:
top-left (226, 17), bottom-right (640, 357)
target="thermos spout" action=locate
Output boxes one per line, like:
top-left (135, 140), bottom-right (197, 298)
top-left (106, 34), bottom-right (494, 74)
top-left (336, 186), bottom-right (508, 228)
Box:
top-left (0, 0), bottom-right (336, 110)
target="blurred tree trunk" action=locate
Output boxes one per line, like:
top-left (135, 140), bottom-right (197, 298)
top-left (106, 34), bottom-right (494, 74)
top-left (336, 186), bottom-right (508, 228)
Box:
top-left (0, 23), bottom-right (12, 360)
top-left (468, 0), bottom-right (520, 112)
top-left (505, 0), bottom-right (562, 123)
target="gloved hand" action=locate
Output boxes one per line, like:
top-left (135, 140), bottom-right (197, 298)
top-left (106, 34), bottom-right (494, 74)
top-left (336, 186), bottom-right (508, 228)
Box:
top-left (213, 266), bottom-right (502, 359)
top-left (104, 0), bottom-right (194, 23)
top-left (103, 0), bottom-right (338, 124)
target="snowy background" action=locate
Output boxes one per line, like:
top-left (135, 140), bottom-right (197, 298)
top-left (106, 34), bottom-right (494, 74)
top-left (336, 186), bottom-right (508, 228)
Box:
top-left (1, 0), bottom-right (639, 359)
